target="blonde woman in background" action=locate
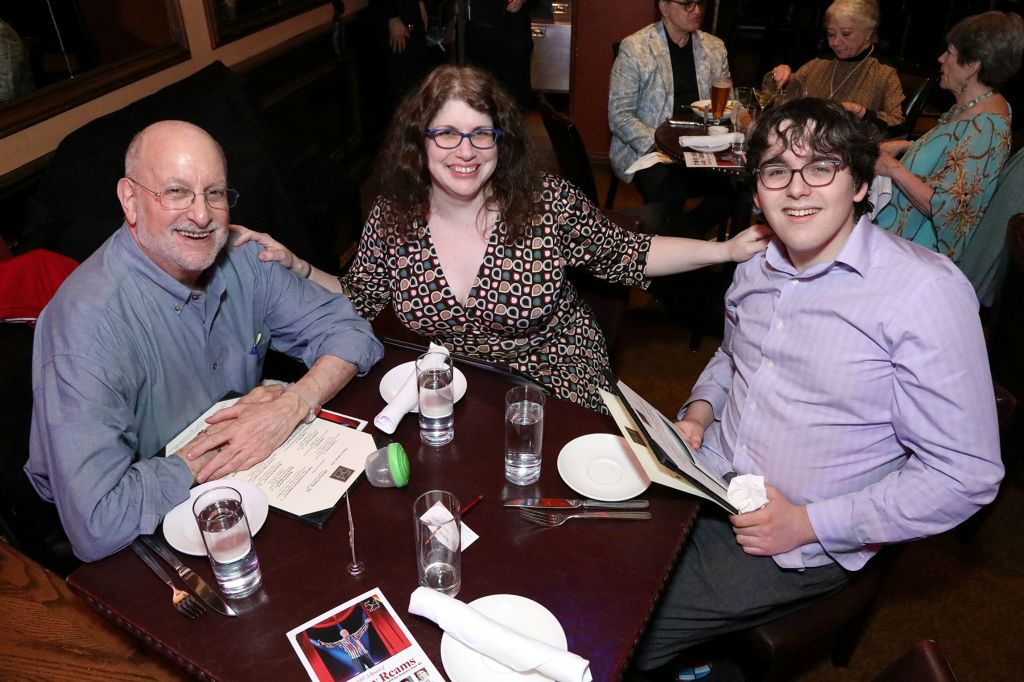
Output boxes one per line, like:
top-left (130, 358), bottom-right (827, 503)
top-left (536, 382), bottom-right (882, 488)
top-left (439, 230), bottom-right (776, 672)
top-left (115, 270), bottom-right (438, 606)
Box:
top-left (771, 0), bottom-right (904, 132)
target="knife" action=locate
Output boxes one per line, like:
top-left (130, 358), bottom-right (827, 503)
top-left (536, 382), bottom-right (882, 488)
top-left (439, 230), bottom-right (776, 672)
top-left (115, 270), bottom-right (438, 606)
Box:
top-left (504, 498), bottom-right (650, 510)
top-left (140, 535), bottom-right (237, 617)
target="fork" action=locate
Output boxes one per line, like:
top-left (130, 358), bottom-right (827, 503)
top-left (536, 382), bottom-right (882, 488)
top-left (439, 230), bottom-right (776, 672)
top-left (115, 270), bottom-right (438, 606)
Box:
top-left (130, 541), bottom-right (206, 620)
top-left (519, 508), bottom-right (652, 527)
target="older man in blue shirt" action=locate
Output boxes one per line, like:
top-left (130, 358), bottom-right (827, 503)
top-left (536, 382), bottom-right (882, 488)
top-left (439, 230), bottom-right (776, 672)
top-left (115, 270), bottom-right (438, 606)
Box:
top-left (26, 120), bottom-right (383, 562)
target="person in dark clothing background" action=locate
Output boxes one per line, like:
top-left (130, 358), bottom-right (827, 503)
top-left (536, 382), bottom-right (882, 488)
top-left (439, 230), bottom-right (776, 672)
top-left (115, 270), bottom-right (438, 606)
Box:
top-left (371, 0), bottom-right (443, 108)
top-left (465, 0), bottom-right (535, 110)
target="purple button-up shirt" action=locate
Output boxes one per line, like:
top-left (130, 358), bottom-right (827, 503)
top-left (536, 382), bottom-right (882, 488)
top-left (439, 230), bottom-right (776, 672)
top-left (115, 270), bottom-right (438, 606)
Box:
top-left (685, 218), bottom-right (1002, 571)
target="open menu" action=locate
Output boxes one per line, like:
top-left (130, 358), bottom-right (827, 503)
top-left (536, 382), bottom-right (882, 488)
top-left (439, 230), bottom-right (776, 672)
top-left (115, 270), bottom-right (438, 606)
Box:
top-left (288, 588), bottom-right (443, 682)
top-left (163, 398), bottom-right (376, 528)
top-left (600, 379), bottom-right (737, 514)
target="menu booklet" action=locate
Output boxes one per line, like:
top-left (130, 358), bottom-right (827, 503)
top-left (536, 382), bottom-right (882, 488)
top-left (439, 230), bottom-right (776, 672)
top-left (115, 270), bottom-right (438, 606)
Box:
top-left (600, 378), bottom-right (737, 514)
top-left (681, 149), bottom-right (744, 169)
top-left (163, 397), bottom-right (376, 527)
top-left (287, 588), bottom-right (443, 682)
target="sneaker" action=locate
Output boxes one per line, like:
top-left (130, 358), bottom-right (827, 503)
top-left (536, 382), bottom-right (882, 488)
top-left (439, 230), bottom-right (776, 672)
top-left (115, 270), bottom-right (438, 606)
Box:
top-left (677, 663), bottom-right (712, 680)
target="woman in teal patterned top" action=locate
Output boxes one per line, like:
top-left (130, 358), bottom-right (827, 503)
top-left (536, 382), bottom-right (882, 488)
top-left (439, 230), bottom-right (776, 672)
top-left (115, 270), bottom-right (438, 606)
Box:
top-left (232, 65), bottom-right (770, 410)
top-left (873, 11), bottom-right (1023, 262)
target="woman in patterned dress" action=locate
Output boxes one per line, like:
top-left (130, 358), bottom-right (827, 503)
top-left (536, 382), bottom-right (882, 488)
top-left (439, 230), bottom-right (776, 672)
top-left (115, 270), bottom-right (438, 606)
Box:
top-left (873, 11), bottom-right (1024, 262)
top-left (770, 0), bottom-right (904, 133)
top-left (233, 65), bottom-right (770, 410)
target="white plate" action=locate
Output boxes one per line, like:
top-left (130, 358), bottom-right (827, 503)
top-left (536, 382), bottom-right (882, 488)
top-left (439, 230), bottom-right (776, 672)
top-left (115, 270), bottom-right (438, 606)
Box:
top-left (683, 141), bottom-right (731, 153)
top-left (378, 360), bottom-right (468, 412)
top-left (690, 99), bottom-right (734, 120)
top-left (440, 594), bottom-right (567, 682)
top-left (556, 433), bottom-right (651, 502)
top-left (162, 480), bottom-right (269, 556)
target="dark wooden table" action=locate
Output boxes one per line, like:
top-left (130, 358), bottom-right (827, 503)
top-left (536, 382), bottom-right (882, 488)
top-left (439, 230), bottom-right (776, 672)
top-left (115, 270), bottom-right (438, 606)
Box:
top-left (67, 346), bottom-right (699, 682)
top-left (654, 118), bottom-right (756, 242)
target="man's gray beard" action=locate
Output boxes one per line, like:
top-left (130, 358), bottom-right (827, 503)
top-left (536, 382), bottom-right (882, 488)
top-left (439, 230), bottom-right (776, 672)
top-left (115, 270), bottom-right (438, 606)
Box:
top-left (136, 218), bottom-right (228, 277)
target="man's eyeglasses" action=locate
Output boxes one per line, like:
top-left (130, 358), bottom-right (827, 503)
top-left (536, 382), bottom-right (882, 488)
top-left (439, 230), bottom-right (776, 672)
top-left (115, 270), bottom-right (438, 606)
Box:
top-left (663, 0), bottom-right (705, 12)
top-left (127, 177), bottom-right (239, 210)
top-left (425, 127), bottom-right (504, 149)
top-left (754, 160), bottom-right (847, 190)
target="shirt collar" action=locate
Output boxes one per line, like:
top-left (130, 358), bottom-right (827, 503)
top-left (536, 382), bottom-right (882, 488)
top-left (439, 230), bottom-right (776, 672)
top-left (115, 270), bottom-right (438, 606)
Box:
top-left (764, 215), bottom-right (874, 279)
top-left (113, 224), bottom-right (225, 304)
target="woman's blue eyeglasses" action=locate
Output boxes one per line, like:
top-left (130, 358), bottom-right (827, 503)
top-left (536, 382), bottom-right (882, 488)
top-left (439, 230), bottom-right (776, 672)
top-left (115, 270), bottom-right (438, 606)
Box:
top-left (426, 127), bottom-right (505, 149)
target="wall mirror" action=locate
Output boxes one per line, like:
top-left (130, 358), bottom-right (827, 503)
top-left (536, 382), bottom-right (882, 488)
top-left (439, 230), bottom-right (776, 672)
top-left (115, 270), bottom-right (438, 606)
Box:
top-left (203, 0), bottom-right (331, 47)
top-left (0, 0), bottom-right (189, 140)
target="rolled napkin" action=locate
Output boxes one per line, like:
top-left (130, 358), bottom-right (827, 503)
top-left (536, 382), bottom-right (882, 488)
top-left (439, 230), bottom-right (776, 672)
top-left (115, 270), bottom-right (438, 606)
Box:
top-left (374, 342), bottom-right (449, 434)
top-left (727, 473), bottom-right (768, 513)
top-left (624, 150), bottom-right (675, 176)
top-left (408, 587), bottom-right (593, 682)
top-left (679, 132), bottom-right (744, 151)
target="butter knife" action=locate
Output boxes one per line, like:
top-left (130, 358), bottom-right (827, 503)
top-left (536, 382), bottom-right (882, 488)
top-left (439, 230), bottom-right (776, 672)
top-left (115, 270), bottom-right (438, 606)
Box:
top-left (504, 498), bottom-right (649, 510)
top-left (140, 535), bottom-right (237, 617)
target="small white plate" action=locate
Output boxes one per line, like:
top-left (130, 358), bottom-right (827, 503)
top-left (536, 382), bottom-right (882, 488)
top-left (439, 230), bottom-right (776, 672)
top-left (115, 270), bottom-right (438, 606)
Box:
top-left (378, 360), bottom-right (468, 412)
top-left (556, 433), bottom-right (651, 502)
top-left (690, 99), bottom-right (734, 120)
top-left (162, 480), bottom-right (269, 556)
top-left (684, 141), bottom-right (731, 153)
top-left (440, 594), bottom-right (567, 682)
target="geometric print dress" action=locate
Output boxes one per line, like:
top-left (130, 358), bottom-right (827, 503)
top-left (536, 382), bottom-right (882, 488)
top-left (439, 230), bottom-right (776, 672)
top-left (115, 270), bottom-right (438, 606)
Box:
top-left (339, 174), bottom-right (654, 411)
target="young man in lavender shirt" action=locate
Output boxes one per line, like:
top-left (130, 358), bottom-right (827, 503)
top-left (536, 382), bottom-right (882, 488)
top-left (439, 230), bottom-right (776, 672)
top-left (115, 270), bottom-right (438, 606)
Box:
top-left (634, 98), bottom-right (1003, 673)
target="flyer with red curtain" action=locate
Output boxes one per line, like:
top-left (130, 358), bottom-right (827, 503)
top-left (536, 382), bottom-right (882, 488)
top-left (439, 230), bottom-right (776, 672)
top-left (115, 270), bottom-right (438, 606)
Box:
top-left (287, 588), bottom-right (443, 682)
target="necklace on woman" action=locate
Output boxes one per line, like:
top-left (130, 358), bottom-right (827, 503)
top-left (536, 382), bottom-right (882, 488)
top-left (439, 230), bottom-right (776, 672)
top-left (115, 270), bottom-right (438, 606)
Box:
top-left (939, 89), bottom-right (995, 124)
top-left (828, 44), bottom-right (874, 99)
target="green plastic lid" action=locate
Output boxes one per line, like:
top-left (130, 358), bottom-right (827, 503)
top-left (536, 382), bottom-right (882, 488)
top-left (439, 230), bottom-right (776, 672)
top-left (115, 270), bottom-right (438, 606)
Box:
top-left (387, 442), bottom-right (411, 487)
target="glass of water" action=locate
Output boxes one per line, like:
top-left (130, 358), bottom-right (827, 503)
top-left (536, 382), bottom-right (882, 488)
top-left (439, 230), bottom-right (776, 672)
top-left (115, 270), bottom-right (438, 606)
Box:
top-left (192, 486), bottom-right (262, 598)
top-left (416, 351), bottom-right (454, 446)
top-left (413, 490), bottom-right (461, 596)
top-left (504, 385), bottom-right (545, 485)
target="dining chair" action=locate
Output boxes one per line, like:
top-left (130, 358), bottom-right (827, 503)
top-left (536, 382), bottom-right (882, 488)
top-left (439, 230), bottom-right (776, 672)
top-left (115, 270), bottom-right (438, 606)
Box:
top-left (872, 640), bottom-right (958, 682)
top-left (535, 93), bottom-right (618, 210)
top-left (958, 151), bottom-right (1024, 307)
top-left (569, 210), bottom-right (651, 368)
top-left (731, 545), bottom-right (902, 681)
top-left (889, 59), bottom-right (938, 139)
top-left (955, 382), bottom-right (1018, 542)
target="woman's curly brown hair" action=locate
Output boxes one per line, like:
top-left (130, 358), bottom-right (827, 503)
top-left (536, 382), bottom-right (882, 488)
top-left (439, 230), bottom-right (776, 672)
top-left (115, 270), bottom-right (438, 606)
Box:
top-left (371, 64), bottom-right (539, 243)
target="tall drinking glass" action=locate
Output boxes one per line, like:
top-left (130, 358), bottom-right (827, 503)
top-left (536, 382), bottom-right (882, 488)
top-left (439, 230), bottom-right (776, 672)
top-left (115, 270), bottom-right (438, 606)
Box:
top-left (710, 79), bottom-right (733, 124)
top-left (416, 351), bottom-right (454, 446)
top-left (413, 490), bottom-right (462, 596)
top-left (193, 486), bottom-right (262, 598)
top-left (504, 385), bottom-right (545, 485)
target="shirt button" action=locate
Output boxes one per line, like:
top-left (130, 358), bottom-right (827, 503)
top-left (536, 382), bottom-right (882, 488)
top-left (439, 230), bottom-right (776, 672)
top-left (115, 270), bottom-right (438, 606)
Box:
top-left (767, 361), bottom-right (774, 369)
top-left (741, 444), bottom-right (748, 451)
top-left (190, 293), bottom-right (200, 301)
top-left (174, 304), bottom-right (181, 312)
top-left (750, 402), bottom-right (757, 410)
top-left (791, 278), bottom-right (798, 284)
top-left (212, 362), bottom-right (220, 371)
top-left (776, 321), bottom-right (784, 330)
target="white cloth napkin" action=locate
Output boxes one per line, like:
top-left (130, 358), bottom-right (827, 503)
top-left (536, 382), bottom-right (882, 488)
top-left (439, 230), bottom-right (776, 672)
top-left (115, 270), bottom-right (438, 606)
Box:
top-left (625, 151), bottom-right (675, 175)
top-left (408, 587), bottom-right (593, 682)
top-left (725, 475), bottom-right (805, 569)
top-left (679, 132), bottom-right (744, 151)
top-left (727, 474), bottom-right (768, 513)
top-left (373, 342), bottom-right (449, 434)
top-left (868, 175), bottom-right (893, 220)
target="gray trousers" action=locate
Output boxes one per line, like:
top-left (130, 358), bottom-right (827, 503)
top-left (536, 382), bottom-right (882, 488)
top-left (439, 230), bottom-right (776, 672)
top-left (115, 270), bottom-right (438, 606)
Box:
top-left (634, 514), bottom-right (850, 671)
